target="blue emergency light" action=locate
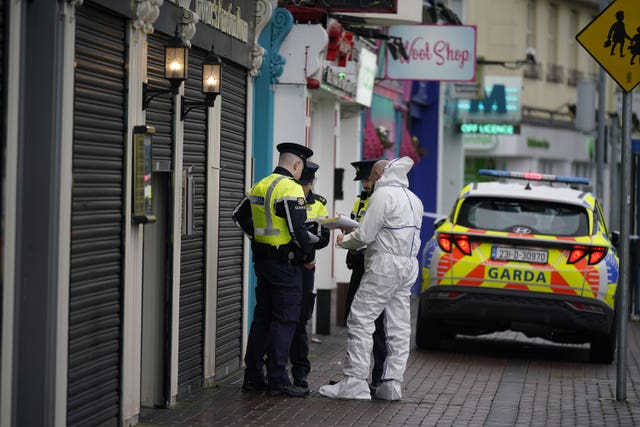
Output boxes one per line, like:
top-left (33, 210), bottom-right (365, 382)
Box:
top-left (478, 169), bottom-right (590, 185)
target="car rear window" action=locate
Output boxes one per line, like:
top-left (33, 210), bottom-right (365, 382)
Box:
top-left (455, 196), bottom-right (590, 237)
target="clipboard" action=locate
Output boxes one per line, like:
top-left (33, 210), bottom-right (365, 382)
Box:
top-left (313, 214), bottom-right (359, 230)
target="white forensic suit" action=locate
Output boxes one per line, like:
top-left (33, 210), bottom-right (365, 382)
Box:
top-left (319, 156), bottom-right (423, 400)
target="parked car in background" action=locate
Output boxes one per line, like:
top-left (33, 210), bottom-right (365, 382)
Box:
top-left (418, 170), bottom-right (619, 363)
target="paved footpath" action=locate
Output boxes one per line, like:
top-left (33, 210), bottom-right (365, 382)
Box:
top-left (140, 319), bottom-right (640, 427)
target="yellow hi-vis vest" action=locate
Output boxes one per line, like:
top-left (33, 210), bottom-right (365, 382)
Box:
top-left (248, 173), bottom-right (306, 246)
top-left (307, 195), bottom-right (328, 221)
top-left (351, 196), bottom-right (370, 222)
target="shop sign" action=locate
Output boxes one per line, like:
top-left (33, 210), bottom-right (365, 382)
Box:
top-left (527, 138), bottom-right (550, 149)
top-left (449, 82), bottom-right (482, 99)
top-left (385, 25), bottom-right (476, 81)
top-left (356, 48), bottom-right (377, 107)
top-left (169, 0), bottom-right (250, 42)
top-left (456, 75), bottom-right (522, 134)
top-left (458, 123), bottom-right (518, 135)
top-left (322, 66), bottom-right (357, 99)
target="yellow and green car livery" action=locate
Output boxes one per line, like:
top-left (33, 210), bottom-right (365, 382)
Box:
top-left (418, 170), bottom-right (619, 364)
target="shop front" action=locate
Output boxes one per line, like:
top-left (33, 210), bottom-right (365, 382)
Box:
top-left (4, 0), bottom-right (256, 425)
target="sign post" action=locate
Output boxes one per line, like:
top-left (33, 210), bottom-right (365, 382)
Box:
top-left (576, 0), bottom-right (640, 402)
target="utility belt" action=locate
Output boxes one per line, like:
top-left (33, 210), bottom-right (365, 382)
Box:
top-left (252, 241), bottom-right (301, 264)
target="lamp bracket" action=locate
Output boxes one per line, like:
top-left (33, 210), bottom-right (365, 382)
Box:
top-left (180, 95), bottom-right (218, 121)
top-left (142, 82), bottom-right (180, 110)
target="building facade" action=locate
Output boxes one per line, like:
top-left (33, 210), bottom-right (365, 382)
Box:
top-left (1, 0), bottom-right (256, 425)
top-left (440, 0), bottom-right (616, 219)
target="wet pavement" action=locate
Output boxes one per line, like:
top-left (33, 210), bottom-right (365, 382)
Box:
top-left (139, 315), bottom-right (640, 426)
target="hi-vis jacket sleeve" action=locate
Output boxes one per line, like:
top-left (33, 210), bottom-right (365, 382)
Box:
top-left (277, 197), bottom-right (315, 261)
top-left (232, 195), bottom-right (253, 238)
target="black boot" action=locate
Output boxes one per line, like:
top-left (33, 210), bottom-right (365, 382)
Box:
top-left (268, 384), bottom-right (310, 397)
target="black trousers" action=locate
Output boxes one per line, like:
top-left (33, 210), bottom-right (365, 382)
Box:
top-left (345, 255), bottom-right (388, 384)
top-left (244, 258), bottom-right (302, 387)
top-left (289, 266), bottom-right (316, 381)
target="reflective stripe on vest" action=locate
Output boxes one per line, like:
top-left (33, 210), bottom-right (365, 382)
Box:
top-left (248, 174), bottom-right (304, 246)
top-left (253, 175), bottom-right (286, 236)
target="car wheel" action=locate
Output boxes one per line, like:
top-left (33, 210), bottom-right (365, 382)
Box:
top-left (589, 332), bottom-right (616, 364)
top-left (590, 310), bottom-right (618, 364)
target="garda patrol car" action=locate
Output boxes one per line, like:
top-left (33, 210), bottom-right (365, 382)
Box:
top-left (418, 170), bottom-right (619, 363)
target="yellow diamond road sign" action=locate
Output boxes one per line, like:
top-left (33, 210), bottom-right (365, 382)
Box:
top-left (576, 0), bottom-right (640, 93)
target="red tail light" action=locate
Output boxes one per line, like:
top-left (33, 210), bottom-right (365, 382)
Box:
top-left (454, 235), bottom-right (472, 255)
top-left (437, 233), bottom-right (472, 255)
top-left (567, 245), bottom-right (607, 265)
top-left (438, 234), bottom-right (453, 252)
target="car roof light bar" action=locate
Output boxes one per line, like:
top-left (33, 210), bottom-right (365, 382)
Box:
top-left (478, 169), bottom-right (590, 185)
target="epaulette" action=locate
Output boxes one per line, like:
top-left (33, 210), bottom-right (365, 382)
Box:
top-left (314, 193), bottom-right (327, 205)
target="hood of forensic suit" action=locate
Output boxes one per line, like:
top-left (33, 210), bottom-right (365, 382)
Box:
top-left (375, 156), bottom-right (413, 190)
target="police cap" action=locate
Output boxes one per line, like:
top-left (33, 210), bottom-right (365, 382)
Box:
top-left (299, 161), bottom-right (319, 184)
top-left (277, 142), bottom-right (314, 162)
top-left (350, 159), bottom-right (378, 181)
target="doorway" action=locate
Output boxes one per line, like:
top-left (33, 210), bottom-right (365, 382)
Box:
top-left (140, 172), bottom-right (171, 407)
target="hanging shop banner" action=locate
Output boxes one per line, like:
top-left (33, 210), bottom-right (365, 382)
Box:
top-left (385, 25), bottom-right (476, 81)
top-left (356, 48), bottom-right (377, 107)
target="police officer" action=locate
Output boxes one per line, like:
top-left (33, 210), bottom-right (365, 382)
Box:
top-left (232, 142), bottom-right (315, 398)
top-left (345, 159), bottom-right (387, 394)
top-left (289, 162), bottom-right (330, 390)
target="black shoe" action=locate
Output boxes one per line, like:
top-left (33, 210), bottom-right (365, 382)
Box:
top-left (293, 378), bottom-right (309, 389)
top-left (242, 380), bottom-right (268, 392)
top-left (268, 384), bottom-right (310, 397)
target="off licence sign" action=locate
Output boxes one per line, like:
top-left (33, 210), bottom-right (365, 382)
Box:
top-left (576, 0), bottom-right (640, 93)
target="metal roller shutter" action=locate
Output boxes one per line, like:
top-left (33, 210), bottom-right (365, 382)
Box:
top-left (178, 47), bottom-right (207, 397)
top-left (68, 2), bottom-right (126, 425)
top-left (215, 60), bottom-right (246, 378)
top-left (147, 32), bottom-right (174, 167)
top-left (0, 0), bottom-right (5, 336)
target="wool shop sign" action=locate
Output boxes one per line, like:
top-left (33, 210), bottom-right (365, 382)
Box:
top-left (385, 25), bottom-right (476, 82)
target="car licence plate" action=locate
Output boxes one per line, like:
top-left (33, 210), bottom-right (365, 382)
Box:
top-left (491, 246), bottom-right (548, 264)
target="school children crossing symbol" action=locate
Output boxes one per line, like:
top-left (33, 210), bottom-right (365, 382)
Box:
top-left (576, 0), bottom-right (640, 93)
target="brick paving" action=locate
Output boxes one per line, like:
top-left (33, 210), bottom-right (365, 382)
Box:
top-left (139, 319), bottom-right (640, 427)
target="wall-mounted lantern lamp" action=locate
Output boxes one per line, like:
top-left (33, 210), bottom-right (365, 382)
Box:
top-left (142, 32), bottom-right (189, 110)
top-left (181, 45), bottom-right (223, 121)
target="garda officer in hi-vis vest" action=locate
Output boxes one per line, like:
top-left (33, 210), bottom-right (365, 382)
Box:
top-left (344, 159), bottom-right (387, 394)
top-left (288, 161), bottom-right (330, 390)
top-left (232, 142), bottom-right (315, 398)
